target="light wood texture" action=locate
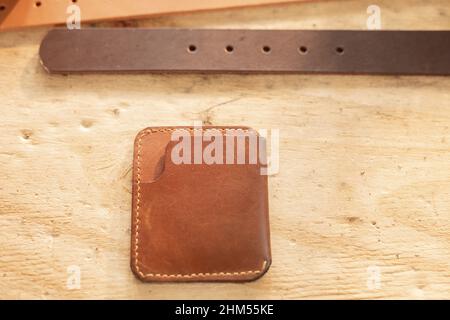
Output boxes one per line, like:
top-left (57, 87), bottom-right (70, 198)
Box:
top-left (1, 0), bottom-right (450, 299)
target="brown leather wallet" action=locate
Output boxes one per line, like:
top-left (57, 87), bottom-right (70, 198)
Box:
top-left (131, 127), bottom-right (271, 282)
top-left (40, 28), bottom-right (450, 75)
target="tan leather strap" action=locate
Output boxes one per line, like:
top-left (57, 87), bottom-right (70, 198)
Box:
top-left (39, 29), bottom-right (450, 75)
top-left (0, 0), bottom-right (309, 30)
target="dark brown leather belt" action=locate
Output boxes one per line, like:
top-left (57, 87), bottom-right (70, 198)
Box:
top-left (40, 29), bottom-right (450, 75)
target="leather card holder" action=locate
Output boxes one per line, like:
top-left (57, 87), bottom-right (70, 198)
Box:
top-left (130, 126), bottom-right (271, 282)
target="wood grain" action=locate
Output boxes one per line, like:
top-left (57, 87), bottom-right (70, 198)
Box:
top-left (0, 0), bottom-right (449, 299)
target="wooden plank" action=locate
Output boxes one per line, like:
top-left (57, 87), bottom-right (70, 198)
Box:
top-left (0, 0), bottom-right (450, 299)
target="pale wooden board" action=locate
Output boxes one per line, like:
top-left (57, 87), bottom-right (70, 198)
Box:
top-left (1, 0), bottom-right (450, 299)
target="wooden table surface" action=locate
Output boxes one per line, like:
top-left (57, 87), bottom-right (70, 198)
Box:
top-left (1, 0), bottom-right (450, 299)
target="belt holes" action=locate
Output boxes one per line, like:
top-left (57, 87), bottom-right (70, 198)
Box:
top-left (0, 5), bottom-right (6, 11)
top-left (298, 46), bottom-right (308, 55)
top-left (262, 46), bottom-right (271, 54)
top-left (225, 45), bottom-right (234, 53)
top-left (187, 45), bottom-right (197, 53)
top-left (336, 46), bottom-right (344, 55)
top-left (35, 1), bottom-right (42, 7)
